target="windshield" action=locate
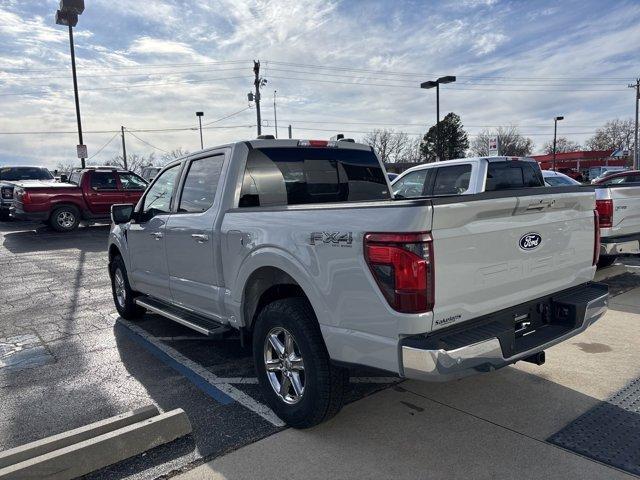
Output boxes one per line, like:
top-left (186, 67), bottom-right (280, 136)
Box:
top-left (545, 175), bottom-right (578, 186)
top-left (0, 167), bottom-right (53, 181)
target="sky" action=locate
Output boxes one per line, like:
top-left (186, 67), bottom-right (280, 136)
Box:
top-left (0, 0), bottom-right (638, 168)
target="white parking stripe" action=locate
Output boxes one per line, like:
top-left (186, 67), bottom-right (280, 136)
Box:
top-left (118, 319), bottom-right (285, 427)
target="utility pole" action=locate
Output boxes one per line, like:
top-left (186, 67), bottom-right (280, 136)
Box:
top-left (288, 125), bottom-right (292, 139)
top-left (273, 90), bottom-right (278, 138)
top-left (196, 111), bottom-right (204, 149)
top-left (630, 78), bottom-right (640, 170)
top-left (552, 116), bottom-right (564, 171)
top-left (121, 126), bottom-right (127, 170)
top-left (254, 60), bottom-right (262, 136)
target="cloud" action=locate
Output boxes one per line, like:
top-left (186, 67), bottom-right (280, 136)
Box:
top-left (472, 32), bottom-right (507, 55)
top-left (129, 37), bottom-right (196, 56)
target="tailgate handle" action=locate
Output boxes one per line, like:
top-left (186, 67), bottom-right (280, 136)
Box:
top-left (527, 199), bottom-right (555, 210)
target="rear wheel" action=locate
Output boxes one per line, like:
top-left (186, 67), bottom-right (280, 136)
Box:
top-left (109, 255), bottom-right (145, 320)
top-left (597, 255), bottom-right (617, 268)
top-left (49, 206), bottom-right (80, 232)
top-left (253, 297), bottom-right (348, 428)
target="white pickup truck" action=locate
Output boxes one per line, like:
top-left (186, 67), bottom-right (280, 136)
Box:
top-left (593, 170), bottom-right (640, 266)
top-left (108, 139), bottom-right (607, 427)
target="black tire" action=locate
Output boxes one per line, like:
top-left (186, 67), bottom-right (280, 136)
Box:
top-left (253, 297), bottom-right (348, 428)
top-left (109, 255), bottom-right (145, 320)
top-left (597, 255), bottom-right (617, 268)
top-left (49, 205), bottom-right (80, 232)
top-left (0, 210), bottom-right (9, 221)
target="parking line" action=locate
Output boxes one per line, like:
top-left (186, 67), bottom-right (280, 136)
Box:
top-left (117, 319), bottom-right (285, 427)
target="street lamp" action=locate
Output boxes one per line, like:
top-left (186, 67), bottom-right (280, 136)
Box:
top-left (420, 75), bottom-right (456, 161)
top-left (196, 111), bottom-right (204, 149)
top-left (552, 115), bottom-right (564, 171)
top-left (55, 0), bottom-right (85, 168)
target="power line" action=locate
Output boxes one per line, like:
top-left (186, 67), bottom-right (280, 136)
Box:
top-left (2, 59), bottom-right (251, 73)
top-left (200, 106), bottom-right (252, 127)
top-left (0, 124), bottom-right (255, 135)
top-left (125, 129), bottom-right (169, 153)
top-left (290, 126), bottom-right (600, 137)
top-left (87, 131), bottom-right (119, 159)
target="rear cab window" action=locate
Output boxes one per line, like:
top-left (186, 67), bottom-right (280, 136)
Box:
top-left (239, 147), bottom-right (389, 207)
top-left (0, 167), bottom-right (53, 181)
top-left (90, 172), bottom-right (118, 190)
top-left (485, 160), bottom-right (544, 191)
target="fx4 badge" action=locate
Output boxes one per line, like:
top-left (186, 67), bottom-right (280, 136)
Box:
top-left (310, 232), bottom-right (353, 247)
top-left (519, 232), bottom-right (542, 251)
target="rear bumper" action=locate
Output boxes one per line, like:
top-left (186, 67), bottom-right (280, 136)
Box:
top-left (600, 233), bottom-right (640, 256)
top-left (401, 282), bottom-right (608, 382)
top-left (9, 206), bottom-right (48, 221)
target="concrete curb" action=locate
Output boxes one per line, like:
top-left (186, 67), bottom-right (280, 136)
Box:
top-left (0, 405), bottom-right (159, 469)
top-left (0, 408), bottom-right (192, 480)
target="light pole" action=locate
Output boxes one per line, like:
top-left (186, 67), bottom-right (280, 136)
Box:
top-left (420, 75), bottom-right (456, 161)
top-left (552, 116), bottom-right (564, 171)
top-left (55, 0), bottom-right (85, 168)
top-left (196, 111), bottom-right (204, 149)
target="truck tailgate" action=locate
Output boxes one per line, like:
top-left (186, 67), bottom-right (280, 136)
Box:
top-left (610, 185), bottom-right (640, 237)
top-left (430, 188), bottom-right (596, 332)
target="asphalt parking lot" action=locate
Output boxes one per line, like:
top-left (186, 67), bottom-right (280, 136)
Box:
top-left (0, 221), bottom-right (398, 479)
top-left (1, 220), bottom-right (640, 479)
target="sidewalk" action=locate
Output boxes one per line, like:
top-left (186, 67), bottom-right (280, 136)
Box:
top-left (177, 284), bottom-right (640, 480)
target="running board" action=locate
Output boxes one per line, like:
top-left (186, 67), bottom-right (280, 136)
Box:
top-left (135, 297), bottom-right (231, 337)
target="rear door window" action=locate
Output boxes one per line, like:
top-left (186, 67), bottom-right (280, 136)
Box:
top-left (432, 164), bottom-right (472, 196)
top-left (90, 172), bottom-right (118, 190)
top-left (486, 161), bottom-right (544, 191)
top-left (239, 147), bottom-right (389, 207)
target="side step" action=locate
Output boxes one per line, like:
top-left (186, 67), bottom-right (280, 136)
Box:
top-left (135, 297), bottom-right (231, 337)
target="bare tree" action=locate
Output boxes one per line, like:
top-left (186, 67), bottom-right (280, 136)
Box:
top-left (398, 137), bottom-right (423, 163)
top-left (362, 129), bottom-right (419, 163)
top-left (161, 148), bottom-right (189, 164)
top-left (542, 137), bottom-right (581, 154)
top-left (586, 118), bottom-right (635, 151)
top-left (471, 126), bottom-right (534, 157)
top-left (101, 153), bottom-right (157, 174)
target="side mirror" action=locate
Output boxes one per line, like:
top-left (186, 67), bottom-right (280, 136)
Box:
top-left (60, 174), bottom-right (68, 183)
top-left (111, 204), bottom-right (134, 225)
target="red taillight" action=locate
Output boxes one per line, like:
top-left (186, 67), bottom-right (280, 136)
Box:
top-left (364, 232), bottom-right (434, 313)
top-left (593, 209), bottom-right (600, 266)
top-left (596, 199), bottom-right (613, 228)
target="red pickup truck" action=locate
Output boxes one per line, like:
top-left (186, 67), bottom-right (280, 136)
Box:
top-left (11, 167), bottom-right (147, 232)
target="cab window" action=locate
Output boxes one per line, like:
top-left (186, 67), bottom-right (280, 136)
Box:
top-left (90, 172), bottom-right (117, 190)
top-left (432, 164), bottom-right (472, 196)
top-left (119, 172), bottom-right (147, 190)
top-left (141, 165), bottom-right (179, 218)
top-left (178, 155), bottom-right (224, 213)
top-left (392, 170), bottom-right (428, 198)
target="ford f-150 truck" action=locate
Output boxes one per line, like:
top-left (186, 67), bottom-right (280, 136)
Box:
top-left (594, 170), bottom-right (640, 267)
top-left (0, 166), bottom-right (54, 220)
top-left (12, 167), bottom-right (147, 231)
top-left (391, 156), bottom-right (545, 197)
top-left (108, 139), bottom-right (607, 427)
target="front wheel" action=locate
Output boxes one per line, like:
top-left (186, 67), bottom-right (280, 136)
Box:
top-left (49, 206), bottom-right (80, 232)
top-left (253, 298), bottom-right (348, 428)
top-left (109, 255), bottom-right (145, 320)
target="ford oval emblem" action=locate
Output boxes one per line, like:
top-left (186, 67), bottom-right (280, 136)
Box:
top-left (519, 233), bottom-right (542, 250)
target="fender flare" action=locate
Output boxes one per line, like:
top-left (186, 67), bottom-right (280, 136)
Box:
top-left (231, 246), bottom-right (331, 328)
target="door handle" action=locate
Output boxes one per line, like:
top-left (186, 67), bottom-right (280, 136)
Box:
top-left (150, 232), bottom-right (163, 240)
top-left (191, 233), bottom-right (209, 243)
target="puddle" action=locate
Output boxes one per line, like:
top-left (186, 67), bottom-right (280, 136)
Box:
top-left (0, 334), bottom-right (54, 371)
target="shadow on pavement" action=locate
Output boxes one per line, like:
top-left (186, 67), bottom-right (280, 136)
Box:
top-left (2, 224), bottom-right (109, 254)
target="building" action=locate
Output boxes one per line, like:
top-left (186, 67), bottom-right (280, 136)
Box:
top-left (530, 150), bottom-right (630, 172)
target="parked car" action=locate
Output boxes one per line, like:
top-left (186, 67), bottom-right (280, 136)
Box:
top-left (0, 166), bottom-right (54, 220)
top-left (140, 166), bottom-right (161, 183)
top-left (108, 138), bottom-right (607, 427)
top-left (391, 156), bottom-right (544, 197)
top-left (594, 170), bottom-right (640, 267)
top-left (542, 170), bottom-right (582, 187)
top-left (589, 166), bottom-right (627, 183)
top-left (556, 168), bottom-right (584, 182)
top-left (11, 167), bottom-right (147, 231)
